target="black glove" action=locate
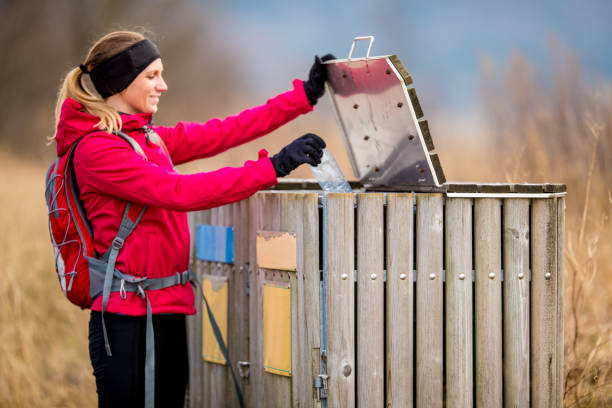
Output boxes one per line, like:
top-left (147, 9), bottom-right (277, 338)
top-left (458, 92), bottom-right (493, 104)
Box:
top-left (303, 54), bottom-right (336, 106)
top-left (270, 133), bottom-right (326, 177)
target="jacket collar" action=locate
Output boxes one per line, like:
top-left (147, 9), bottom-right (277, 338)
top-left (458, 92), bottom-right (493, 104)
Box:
top-left (55, 97), bottom-right (153, 156)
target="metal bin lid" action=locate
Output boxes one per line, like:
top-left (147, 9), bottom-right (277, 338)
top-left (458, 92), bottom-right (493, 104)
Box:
top-left (324, 36), bottom-right (446, 189)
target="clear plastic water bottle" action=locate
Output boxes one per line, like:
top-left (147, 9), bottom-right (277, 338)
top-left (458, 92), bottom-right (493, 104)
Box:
top-left (310, 149), bottom-right (352, 192)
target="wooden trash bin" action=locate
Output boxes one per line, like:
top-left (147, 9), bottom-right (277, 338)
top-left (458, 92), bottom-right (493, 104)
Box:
top-left (186, 182), bottom-right (566, 408)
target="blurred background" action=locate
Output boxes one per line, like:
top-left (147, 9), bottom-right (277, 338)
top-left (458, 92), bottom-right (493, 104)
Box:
top-left (1, 0), bottom-right (610, 406)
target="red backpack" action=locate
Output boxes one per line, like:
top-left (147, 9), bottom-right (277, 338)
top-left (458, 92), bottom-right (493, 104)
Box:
top-left (44, 131), bottom-right (147, 308)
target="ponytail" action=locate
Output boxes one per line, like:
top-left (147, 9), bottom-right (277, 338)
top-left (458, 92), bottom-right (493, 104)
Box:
top-left (51, 67), bottom-right (122, 142)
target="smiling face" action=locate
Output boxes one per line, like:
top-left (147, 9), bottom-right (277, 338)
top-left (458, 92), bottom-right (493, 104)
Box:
top-left (107, 58), bottom-right (168, 114)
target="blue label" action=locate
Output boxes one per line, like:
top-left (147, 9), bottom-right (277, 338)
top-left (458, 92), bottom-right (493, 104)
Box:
top-left (196, 224), bottom-right (234, 264)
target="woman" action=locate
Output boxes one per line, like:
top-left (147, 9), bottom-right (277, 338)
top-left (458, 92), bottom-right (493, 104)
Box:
top-left (52, 30), bottom-right (332, 407)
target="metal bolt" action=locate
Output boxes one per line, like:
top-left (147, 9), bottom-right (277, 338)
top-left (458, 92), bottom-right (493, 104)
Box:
top-left (488, 272), bottom-right (496, 279)
top-left (518, 272), bottom-right (525, 279)
top-left (429, 273), bottom-right (436, 280)
top-left (341, 273), bottom-right (348, 280)
top-left (458, 273), bottom-right (465, 280)
top-left (371, 273), bottom-right (377, 280)
top-left (545, 272), bottom-right (552, 279)
top-left (399, 273), bottom-right (407, 280)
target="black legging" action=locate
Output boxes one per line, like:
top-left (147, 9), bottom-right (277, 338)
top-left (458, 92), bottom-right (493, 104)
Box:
top-left (89, 311), bottom-right (188, 408)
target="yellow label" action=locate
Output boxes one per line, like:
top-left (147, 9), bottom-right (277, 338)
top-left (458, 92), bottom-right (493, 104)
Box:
top-left (263, 282), bottom-right (292, 376)
top-left (201, 275), bottom-right (228, 365)
top-left (256, 231), bottom-right (297, 271)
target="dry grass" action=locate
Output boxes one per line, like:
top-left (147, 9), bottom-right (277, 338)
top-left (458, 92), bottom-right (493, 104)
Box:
top-left (0, 150), bottom-right (96, 407)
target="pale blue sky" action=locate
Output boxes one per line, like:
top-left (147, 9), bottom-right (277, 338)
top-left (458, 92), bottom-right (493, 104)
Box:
top-left (199, 0), bottom-right (612, 114)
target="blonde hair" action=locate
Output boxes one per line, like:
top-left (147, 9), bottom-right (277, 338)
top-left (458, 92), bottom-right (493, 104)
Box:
top-left (52, 31), bottom-right (146, 140)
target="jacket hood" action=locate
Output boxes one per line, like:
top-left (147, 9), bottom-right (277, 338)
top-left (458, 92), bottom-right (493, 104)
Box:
top-left (55, 97), bottom-right (153, 156)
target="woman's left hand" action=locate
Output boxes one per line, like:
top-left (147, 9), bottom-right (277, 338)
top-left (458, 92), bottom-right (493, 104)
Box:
top-left (303, 54), bottom-right (336, 106)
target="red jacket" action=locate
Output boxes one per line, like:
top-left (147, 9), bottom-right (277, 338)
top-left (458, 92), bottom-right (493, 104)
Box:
top-left (54, 79), bottom-right (313, 316)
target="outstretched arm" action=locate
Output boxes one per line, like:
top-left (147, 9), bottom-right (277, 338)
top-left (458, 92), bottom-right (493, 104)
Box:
top-left (153, 79), bottom-right (313, 165)
top-left (74, 132), bottom-right (277, 212)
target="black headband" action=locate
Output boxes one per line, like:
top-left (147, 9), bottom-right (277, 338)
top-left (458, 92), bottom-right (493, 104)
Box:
top-left (84, 39), bottom-right (161, 98)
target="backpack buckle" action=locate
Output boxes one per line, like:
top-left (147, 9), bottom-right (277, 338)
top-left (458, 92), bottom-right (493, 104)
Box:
top-left (119, 279), bottom-right (127, 299)
top-left (112, 237), bottom-right (125, 250)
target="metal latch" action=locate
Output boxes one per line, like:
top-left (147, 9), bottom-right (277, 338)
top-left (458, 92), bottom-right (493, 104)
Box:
top-left (314, 374), bottom-right (329, 400)
top-left (237, 361), bottom-right (250, 379)
top-left (244, 263), bottom-right (250, 295)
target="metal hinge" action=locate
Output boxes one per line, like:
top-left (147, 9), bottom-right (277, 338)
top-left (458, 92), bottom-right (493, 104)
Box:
top-left (314, 374), bottom-right (329, 400)
top-left (237, 361), bottom-right (250, 379)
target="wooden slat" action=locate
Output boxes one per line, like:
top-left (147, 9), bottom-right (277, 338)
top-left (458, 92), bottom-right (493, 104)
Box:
top-left (474, 198), bottom-right (502, 408)
top-left (226, 201), bottom-right (248, 408)
top-left (416, 193), bottom-right (443, 408)
top-left (300, 193), bottom-right (320, 408)
top-left (556, 198), bottom-right (565, 407)
top-left (531, 198), bottom-right (558, 407)
top-left (248, 196), bottom-right (263, 408)
top-left (327, 193), bottom-right (356, 408)
top-left (285, 193), bottom-right (304, 406)
top-left (206, 206), bottom-right (228, 407)
top-left (196, 210), bottom-right (212, 407)
top-left (356, 193), bottom-right (384, 407)
top-left (235, 200), bottom-right (250, 407)
top-left (386, 193), bottom-right (414, 407)
top-left (503, 199), bottom-right (530, 407)
top-left (445, 198), bottom-right (473, 408)
top-left (261, 193), bottom-right (292, 407)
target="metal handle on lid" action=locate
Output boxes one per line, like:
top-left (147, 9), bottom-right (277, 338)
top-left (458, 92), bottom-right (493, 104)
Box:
top-left (348, 36), bottom-right (375, 60)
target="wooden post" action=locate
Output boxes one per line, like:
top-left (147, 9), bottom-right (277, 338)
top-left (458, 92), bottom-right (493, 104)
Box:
top-left (531, 198), bottom-right (558, 407)
top-left (327, 193), bottom-right (355, 408)
top-left (356, 193), bottom-right (384, 407)
top-left (503, 198), bottom-right (530, 407)
top-left (386, 193), bottom-right (414, 407)
top-left (474, 198), bottom-right (503, 408)
top-left (416, 193), bottom-right (443, 408)
top-left (445, 197), bottom-right (473, 407)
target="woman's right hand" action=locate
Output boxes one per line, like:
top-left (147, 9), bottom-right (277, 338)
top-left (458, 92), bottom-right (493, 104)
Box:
top-left (270, 133), bottom-right (326, 177)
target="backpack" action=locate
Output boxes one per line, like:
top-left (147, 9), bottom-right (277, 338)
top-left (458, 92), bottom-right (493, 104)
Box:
top-left (44, 131), bottom-right (147, 308)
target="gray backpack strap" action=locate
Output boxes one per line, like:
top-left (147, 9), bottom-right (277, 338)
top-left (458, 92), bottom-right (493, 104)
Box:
top-left (107, 268), bottom-right (195, 408)
top-left (115, 130), bottom-right (147, 159)
top-left (100, 203), bottom-right (146, 356)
